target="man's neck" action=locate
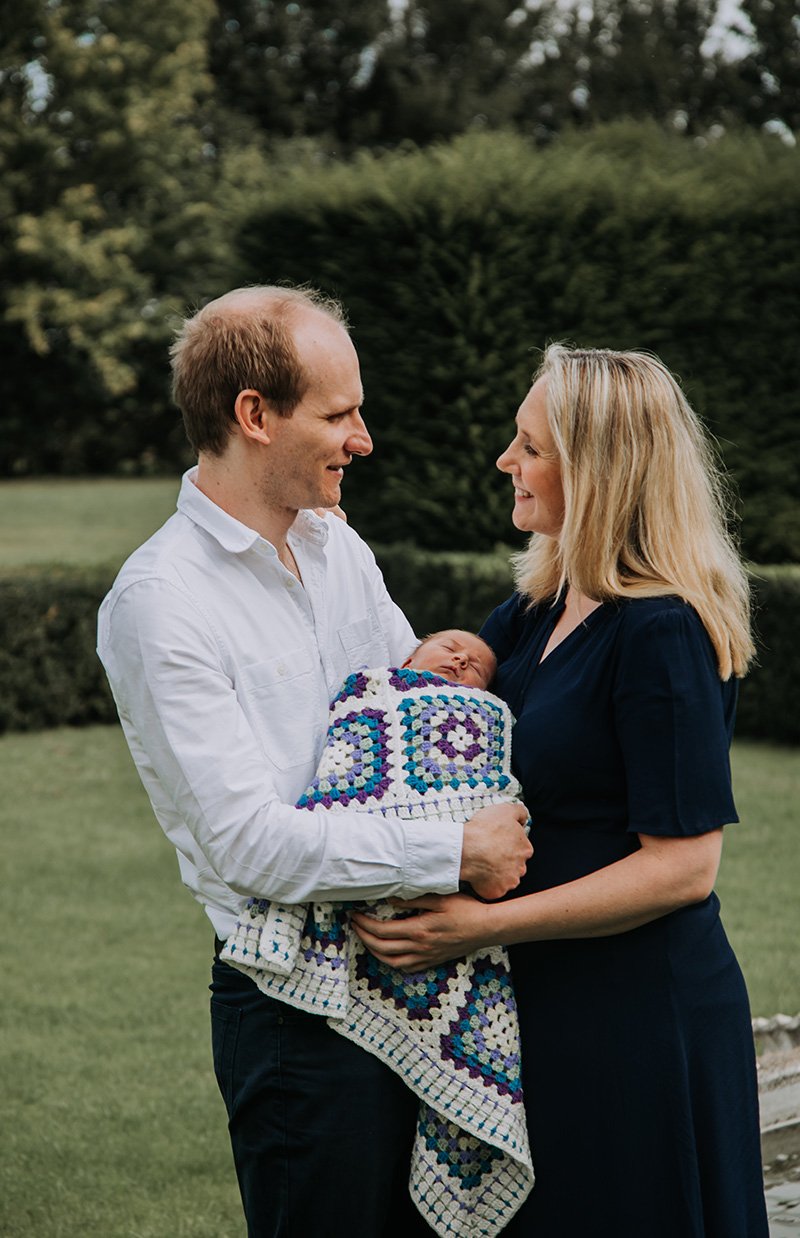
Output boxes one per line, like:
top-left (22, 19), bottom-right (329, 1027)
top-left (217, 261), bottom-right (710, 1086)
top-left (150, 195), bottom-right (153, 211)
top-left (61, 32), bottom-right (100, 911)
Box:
top-left (194, 457), bottom-right (297, 553)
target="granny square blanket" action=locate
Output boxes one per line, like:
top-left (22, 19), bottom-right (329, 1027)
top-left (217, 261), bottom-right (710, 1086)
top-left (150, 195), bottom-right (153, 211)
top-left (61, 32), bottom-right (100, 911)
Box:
top-left (221, 667), bottom-right (534, 1236)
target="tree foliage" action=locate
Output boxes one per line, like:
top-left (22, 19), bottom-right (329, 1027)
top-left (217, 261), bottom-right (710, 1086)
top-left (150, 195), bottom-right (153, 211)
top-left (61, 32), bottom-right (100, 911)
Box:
top-left (0, 0), bottom-right (263, 473)
top-left (209, 0), bottom-right (391, 144)
top-left (527, 0), bottom-right (725, 133)
top-left (204, 0), bottom-right (800, 145)
top-left (353, 0), bottom-right (550, 145)
top-left (0, 0), bottom-right (797, 552)
top-left (733, 0), bottom-right (800, 133)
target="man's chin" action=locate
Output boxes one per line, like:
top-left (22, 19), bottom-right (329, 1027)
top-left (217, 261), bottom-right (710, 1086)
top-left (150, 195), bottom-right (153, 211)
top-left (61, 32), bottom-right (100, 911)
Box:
top-left (309, 488), bottom-right (342, 512)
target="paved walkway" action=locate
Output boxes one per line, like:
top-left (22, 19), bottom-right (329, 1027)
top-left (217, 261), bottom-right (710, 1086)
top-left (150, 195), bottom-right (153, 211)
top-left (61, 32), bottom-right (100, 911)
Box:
top-left (760, 1039), bottom-right (800, 1235)
top-left (766, 1153), bottom-right (800, 1235)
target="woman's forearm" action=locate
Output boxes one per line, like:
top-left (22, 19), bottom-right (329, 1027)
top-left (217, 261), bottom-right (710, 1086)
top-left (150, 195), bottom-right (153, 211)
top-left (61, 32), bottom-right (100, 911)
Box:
top-left (351, 829), bottom-right (724, 970)
top-left (484, 829), bottom-right (723, 945)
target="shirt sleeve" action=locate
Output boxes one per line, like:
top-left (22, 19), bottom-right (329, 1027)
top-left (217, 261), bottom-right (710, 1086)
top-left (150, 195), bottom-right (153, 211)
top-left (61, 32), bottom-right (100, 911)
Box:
top-left (356, 534), bottom-right (421, 663)
top-left (338, 520), bottom-right (418, 664)
top-left (612, 601), bottom-right (739, 837)
top-left (98, 577), bottom-right (460, 903)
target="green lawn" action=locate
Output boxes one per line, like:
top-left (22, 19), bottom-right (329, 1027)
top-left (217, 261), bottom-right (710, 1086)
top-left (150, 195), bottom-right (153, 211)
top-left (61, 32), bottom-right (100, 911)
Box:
top-left (0, 477), bottom-right (180, 570)
top-left (1, 725), bottom-right (240, 1238)
top-left (1, 724), bottom-right (798, 1237)
top-left (719, 740), bottom-right (800, 1016)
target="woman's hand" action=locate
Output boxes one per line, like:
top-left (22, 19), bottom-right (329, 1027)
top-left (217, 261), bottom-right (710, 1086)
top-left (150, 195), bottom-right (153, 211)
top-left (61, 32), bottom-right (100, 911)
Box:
top-left (313, 505), bottom-right (347, 522)
top-left (350, 893), bottom-right (496, 971)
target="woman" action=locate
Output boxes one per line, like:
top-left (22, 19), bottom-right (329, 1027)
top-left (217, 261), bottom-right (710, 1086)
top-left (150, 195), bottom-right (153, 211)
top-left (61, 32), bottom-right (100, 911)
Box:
top-left (352, 344), bottom-right (768, 1237)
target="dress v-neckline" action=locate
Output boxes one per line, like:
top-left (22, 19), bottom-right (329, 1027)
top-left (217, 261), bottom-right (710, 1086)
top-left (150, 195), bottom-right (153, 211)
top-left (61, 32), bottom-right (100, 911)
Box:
top-left (536, 596), bottom-right (606, 667)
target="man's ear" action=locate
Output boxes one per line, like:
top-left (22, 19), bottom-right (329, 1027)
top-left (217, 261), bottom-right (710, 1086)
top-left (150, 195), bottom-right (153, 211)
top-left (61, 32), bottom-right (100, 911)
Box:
top-left (233, 389), bottom-right (272, 445)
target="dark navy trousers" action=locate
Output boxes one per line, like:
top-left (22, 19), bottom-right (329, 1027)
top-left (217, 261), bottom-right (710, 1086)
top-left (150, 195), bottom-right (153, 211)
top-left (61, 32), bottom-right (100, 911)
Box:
top-left (210, 956), bottom-right (434, 1237)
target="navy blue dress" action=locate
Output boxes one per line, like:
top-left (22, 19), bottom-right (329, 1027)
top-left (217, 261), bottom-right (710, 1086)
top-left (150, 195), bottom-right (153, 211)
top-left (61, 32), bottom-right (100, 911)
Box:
top-left (480, 593), bottom-right (768, 1238)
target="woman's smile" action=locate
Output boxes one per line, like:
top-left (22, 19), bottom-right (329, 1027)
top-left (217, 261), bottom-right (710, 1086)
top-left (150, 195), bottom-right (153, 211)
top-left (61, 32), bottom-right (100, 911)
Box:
top-left (498, 376), bottom-right (564, 537)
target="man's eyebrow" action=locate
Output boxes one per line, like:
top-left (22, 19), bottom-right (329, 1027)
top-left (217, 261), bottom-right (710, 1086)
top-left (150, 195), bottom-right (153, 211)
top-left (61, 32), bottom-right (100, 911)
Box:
top-left (332, 395), bottom-right (365, 415)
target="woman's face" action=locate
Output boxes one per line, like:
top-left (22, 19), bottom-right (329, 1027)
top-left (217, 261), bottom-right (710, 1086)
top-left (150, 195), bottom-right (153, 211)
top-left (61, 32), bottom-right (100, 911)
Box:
top-left (497, 376), bottom-right (564, 537)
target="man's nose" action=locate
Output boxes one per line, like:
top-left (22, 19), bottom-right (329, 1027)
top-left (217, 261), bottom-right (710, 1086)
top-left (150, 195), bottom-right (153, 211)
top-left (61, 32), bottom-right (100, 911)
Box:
top-left (347, 413), bottom-right (373, 457)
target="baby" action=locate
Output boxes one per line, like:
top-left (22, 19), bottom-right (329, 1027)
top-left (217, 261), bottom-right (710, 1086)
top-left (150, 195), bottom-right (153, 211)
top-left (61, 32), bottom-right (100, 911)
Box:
top-left (402, 627), bottom-right (497, 689)
top-left (221, 629), bottom-right (532, 1237)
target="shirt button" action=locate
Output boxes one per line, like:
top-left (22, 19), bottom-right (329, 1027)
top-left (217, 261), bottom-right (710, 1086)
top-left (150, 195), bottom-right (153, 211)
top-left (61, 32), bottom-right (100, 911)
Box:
top-left (284, 577), bottom-right (295, 589)
top-left (276, 663), bottom-right (286, 676)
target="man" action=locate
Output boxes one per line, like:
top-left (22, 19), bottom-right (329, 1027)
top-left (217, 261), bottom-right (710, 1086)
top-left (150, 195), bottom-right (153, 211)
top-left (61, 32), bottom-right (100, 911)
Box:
top-left (97, 285), bottom-right (531, 1237)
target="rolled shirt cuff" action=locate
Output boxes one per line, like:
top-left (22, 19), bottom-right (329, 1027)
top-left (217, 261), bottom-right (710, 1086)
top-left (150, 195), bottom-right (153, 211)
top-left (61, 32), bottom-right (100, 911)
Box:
top-left (398, 816), bottom-right (463, 899)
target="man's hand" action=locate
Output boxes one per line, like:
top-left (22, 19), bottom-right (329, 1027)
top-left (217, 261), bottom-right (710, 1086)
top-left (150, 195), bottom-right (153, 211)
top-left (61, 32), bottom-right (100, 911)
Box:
top-left (460, 802), bottom-right (532, 901)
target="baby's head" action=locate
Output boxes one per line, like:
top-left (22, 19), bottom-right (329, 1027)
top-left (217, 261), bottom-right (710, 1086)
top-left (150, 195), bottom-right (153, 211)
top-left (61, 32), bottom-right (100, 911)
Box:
top-left (403, 629), bottom-right (496, 689)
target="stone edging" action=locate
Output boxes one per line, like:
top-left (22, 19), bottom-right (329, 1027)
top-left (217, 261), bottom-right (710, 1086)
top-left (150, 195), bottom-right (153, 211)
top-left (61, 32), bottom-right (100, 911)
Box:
top-left (754, 1013), bottom-right (800, 1057)
top-left (754, 1016), bottom-right (800, 1153)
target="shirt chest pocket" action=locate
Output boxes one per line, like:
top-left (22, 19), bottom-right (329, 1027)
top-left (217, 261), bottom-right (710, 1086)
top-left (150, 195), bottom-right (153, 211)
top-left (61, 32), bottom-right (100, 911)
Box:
top-left (337, 611), bottom-right (390, 672)
top-left (238, 647), bottom-right (320, 771)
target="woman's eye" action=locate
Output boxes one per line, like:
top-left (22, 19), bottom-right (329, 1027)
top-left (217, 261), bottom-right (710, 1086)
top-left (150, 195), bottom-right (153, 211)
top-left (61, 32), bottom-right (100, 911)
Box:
top-left (524, 444), bottom-right (538, 457)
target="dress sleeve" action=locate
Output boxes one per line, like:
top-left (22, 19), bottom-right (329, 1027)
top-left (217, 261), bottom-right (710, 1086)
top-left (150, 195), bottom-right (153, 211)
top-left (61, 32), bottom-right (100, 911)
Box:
top-left (480, 593), bottom-right (527, 665)
top-left (613, 602), bottom-right (739, 837)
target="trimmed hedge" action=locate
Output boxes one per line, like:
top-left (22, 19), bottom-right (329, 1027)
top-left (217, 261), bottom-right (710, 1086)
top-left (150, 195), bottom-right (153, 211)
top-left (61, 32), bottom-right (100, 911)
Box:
top-left (0, 568), bottom-right (118, 733)
top-left (374, 543), bottom-right (515, 637)
top-left (237, 125), bottom-right (800, 563)
top-left (736, 565), bottom-right (800, 745)
top-left (2, 556), bottom-right (797, 744)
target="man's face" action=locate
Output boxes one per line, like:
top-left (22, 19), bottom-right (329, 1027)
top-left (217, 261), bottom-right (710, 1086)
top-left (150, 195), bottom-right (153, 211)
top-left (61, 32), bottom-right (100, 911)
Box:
top-left (261, 312), bottom-right (372, 512)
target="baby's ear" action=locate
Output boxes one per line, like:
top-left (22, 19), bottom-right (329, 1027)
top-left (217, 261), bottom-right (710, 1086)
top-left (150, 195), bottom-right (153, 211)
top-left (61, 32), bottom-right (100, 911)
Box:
top-left (401, 655), bottom-right (412, 668)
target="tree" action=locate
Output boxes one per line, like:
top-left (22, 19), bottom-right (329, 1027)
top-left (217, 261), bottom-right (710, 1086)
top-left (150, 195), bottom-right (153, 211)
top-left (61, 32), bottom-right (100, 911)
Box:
top-left (208, 0), bottom-right (560, 150)
top-left (208, 0), bottom-right (391, 146)
top-left (514, 0), bottom-right (732, 137)
top-left (356, 0), bottom-right (552, 146)
top-left (0, 0), bottom-right (253, 474)
top-left (732, 0), bottom-right (800, 133)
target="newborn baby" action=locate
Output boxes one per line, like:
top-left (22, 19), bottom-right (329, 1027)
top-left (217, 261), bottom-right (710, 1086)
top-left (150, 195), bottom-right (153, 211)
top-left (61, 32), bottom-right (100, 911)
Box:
top-left (221, 628), bottom-right (532, 1237)
top-left (402, 628), bottom-right (497, 688)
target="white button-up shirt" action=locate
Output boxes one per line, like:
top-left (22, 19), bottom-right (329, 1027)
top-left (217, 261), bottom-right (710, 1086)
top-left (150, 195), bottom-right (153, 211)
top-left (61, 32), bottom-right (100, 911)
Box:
top-left (98, 469), bottom-right (463, 939)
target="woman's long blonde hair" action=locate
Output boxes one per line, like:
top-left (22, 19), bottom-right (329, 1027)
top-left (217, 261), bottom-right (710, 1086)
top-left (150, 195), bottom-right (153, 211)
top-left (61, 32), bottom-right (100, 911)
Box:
top-left (512, 344), bottom-right (754, 679)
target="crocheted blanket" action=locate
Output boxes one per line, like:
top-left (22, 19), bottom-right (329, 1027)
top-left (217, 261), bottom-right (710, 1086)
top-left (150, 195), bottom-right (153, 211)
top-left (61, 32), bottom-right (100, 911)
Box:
top-left (221, 667), bottom-right (534, 1237)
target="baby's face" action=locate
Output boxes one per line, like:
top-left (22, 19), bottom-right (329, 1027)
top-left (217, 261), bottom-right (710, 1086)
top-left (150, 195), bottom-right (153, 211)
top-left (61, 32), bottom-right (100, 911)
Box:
top-left (406, 630), bottom-right (496, 689)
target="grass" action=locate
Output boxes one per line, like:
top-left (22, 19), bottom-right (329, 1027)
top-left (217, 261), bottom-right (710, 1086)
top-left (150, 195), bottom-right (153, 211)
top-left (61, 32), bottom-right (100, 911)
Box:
top-left (0, 478), bottom-right (180, 570)
top-left (1, 726), bottom-right (241, 1238)
top-left (720, 740), bottom-right (800, 1017)
top-left (2, 725), bottom-right (797, 1238)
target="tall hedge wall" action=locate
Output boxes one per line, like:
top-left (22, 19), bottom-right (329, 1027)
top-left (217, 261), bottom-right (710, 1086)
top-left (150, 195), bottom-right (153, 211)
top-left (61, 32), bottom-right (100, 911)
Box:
top-left (735, 565), bottom-right (800, 743)
top-left (236, 125), bottom-right (800, 563)
top-left (1, 556), bottom-right (797, 745)
top-left (0, 568), bottom-right (117, 732)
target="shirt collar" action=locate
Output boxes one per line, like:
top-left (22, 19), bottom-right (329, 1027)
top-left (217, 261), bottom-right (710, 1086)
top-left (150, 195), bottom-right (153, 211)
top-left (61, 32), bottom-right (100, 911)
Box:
top-left (176, 466), bottom-right (330, 554)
